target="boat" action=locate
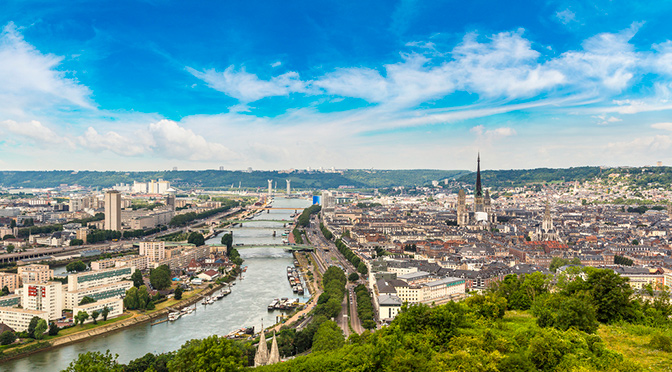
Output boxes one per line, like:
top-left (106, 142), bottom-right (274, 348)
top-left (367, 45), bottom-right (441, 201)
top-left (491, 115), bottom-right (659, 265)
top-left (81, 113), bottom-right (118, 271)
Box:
top-left (168, 312), bottom-right (181, 321)
top-left (297, 285), bottom-right (304, 295)
top-left (268, 299), bottom-right (279, 310)
top-left (207, 297), bottom-right (215, 305)
top-left (201, 297), bottom-right (209, 305)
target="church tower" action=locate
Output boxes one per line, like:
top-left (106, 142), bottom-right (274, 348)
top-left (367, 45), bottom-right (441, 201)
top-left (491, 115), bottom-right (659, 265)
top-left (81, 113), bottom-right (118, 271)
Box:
top-left (457, 189), bottom-right (467, 226)
top-left (474, 154), bottom-right (485, 213)
top-left (542, 202), bottom-right (553, 232)
top-left (267, 332), bottom-right (280, 365)
top-left (254, 326), bottom-right (269, 367)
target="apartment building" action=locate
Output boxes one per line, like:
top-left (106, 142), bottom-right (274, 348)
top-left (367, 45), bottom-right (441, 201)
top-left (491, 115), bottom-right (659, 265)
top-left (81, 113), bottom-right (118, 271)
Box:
top-left (0, 272), bottom-right (19, 292)
top-left (22, 281), bottom-right (63, 320)
top-left (0, 307), bottom-right (49, 332)
top-left (64, 281), bottom-right (132, 310)
top-left (18, 264), bottom-right (53, 285)
top-left (71, 298), bottom-right (124, 324)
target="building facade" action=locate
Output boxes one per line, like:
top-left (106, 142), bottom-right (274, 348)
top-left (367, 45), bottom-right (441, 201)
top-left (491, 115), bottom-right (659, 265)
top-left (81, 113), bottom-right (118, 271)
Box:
top-left (104, 190), bottom-right (122, 231)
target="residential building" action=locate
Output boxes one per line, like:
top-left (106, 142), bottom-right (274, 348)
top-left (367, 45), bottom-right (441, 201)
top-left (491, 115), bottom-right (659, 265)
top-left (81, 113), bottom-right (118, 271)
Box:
top-left (64, 281), bottom-right (132, 310)
top-left (0, 272), bottom-right (19, 293)
top-left (18, 264), bottom-right (53, 285)
top-left (71, 298), bottom-right (124, 324)
top-left (22, 281), bottom-right (63, 320)
top-left (104, 190), bottom-right (122, 231)
top-left (139, 241), bottom-right (166, 263)
top-left (0, 307), bottom-right (49, 332)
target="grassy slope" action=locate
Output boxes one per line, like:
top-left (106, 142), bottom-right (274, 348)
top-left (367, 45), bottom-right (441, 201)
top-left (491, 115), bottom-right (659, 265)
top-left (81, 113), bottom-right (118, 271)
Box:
top-left (599, 323), bottom-right (672, 371)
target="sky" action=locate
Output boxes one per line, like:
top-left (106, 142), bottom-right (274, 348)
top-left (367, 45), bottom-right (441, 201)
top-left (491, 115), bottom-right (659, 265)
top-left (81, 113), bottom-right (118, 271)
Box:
top-left (2, 0), bottom-right (672, 171)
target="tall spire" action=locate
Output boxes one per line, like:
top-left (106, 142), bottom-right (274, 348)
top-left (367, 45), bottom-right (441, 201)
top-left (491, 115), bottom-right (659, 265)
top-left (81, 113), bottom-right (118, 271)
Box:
top-left (267, 332), bottom-right (280, 365)
top-left (475, 153), bottom-right (483, 197)
top-left (254, 323), bottom-right (269, 367)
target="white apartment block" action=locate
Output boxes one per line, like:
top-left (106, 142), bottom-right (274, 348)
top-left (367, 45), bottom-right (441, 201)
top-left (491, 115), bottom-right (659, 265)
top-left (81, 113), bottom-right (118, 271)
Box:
top-left (149, 245), bottom-right (210, 270)
top-left (0, 307), bottom-right (49, 332)
top-left (67, 266), bottom-right (135, 292)
top-left (22, 281), bottom-right (63, 320)
top-left (91, 255), bottom-right (148, 271)
top-left (139, 241), bottom-right (166, 263)
top-left (18, 264), bottom-right (54, 285)
top-left (393, 277), bottom-right (466, 304)
top-left (64, 281), bottom-right (133, 310)
top-left (72, 298), bottom-right (124, 324)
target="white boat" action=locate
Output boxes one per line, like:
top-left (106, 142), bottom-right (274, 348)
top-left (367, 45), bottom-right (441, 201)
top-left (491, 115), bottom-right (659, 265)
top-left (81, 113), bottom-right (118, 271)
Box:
top-left (168, 312), bottom-right (181, 321)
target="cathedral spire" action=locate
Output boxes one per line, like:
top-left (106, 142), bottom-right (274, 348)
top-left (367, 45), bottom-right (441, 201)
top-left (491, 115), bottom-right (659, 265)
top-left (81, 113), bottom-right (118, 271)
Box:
top-left (475, 153), bottom-right (483, 197)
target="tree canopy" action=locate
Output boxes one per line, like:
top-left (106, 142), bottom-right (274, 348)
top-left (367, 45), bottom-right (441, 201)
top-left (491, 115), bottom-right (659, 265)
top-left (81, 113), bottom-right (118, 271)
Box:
top-left (150, 265), bottom-right (172, 290)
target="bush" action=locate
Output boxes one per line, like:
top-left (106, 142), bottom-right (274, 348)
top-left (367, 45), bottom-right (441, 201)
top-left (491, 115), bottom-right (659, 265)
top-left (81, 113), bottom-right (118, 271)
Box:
top-left (649, 333), bottom-right (672, 352)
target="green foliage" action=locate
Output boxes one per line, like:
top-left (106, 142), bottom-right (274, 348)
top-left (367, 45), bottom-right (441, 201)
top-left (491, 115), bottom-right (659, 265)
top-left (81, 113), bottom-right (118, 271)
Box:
top-left (75, 311), bottom-right (90, 326)
top-left (296, 204), bottom-right (321, 227)
top-left (79, 296), bottom-right (96, 306)
top-left (101, 306), bottom-right (110, 321)
top-left (125, 353), bottom-right (172, 372)
top-left (649, 333), bottom-right (672, 352)
top-left (220, 233), bottom-right (233, 252)
top-left (150, 265), bottom-right (172, 290)
top-left (334, 239), bottom-right (363, 273)
top-left (69, 239), bottom-right (84, 246)
top-left (166, 335), bottom-right (245, 372)
top-left (66, 260), bottom-right (87, 273)
top-left (34, 319), bottom-right (48, 339)
top-left (48, 321), bottom-right (59, 336)
top-left (187, 232), bottom-right (205, 246)
top-left (27, 316), bottom-right (41, 338)
top-left (464, 293), bottom-right (507, 320)
top-left (348, 272), bottom-right (359, 282)
top-left (354, 284), bottom-right (376, 329)
top-left (124, 285), bottom-right (151, 310)
top-left (1, 285), bottom-right (9, 296)
top-left (357, 262), bottom-right (368, 275)
top-left (174, 286), bottom-right (183, 300)
top-left (62, 350), bottom-right (124, 372)
top-left (228, 247), bottom-right (243, 266)
top-left (615, 255), bottom-right (634, 266)
top-left (549, 257), bottom-right (581, 272)
top-left (2, 234), bottom-right (15, 240)
top-left (0, 330), bottom-right (16, 345)
top-left (491, 273), bottom-right (550, 310)
top-left (532, 293), bottom-right (599, 334)
top-left (315, 267), bottom-right (347, 319)
top-left (319, 222), bottom-right (333, 240)
top-left (292, 228), bottom-right (303, 244)
top-left (312, 320), bottom-right (345, 352)
top-left (87, 230), bottom-right (123, 244)
top-left (131, 269), bottom-right (144, 288)
top-left (91, 310), bottom-right (100, 324)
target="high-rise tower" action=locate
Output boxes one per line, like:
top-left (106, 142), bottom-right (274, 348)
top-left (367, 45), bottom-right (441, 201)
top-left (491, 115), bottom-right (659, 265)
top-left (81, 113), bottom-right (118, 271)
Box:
top-left (457, 189), bottom-right (467, 226)
top-left (286, 179), bottom-right (291, 195)
top-left (104, 190), bottom-right (121, 231)
top-left (267, 180), bottom-right (273, 196)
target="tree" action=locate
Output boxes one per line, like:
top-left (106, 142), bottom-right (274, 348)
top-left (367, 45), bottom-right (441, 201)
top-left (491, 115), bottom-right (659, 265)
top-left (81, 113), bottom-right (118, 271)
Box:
top-left (131, 269), bottom-right (144, 288)
top-left (2, 234), bottom-right (15, 240)
top-left (348, 272), bottom-right (359, 282)
top-left (6, 245), bottom-right (14, 253)
top-left (174, 286), bottom-right (183, 300)
top-left (48, 321), bottom-right (59, 336)
top-left (27, 316), bottom-right (41, 338)
top-left (124, 287), bottom-right (139, 310)
top-left (76, 311), bottom-right (89, 326)
top-left (91, 310), bottom-right (100, 324)
top-left (311, 320), bottom-right (345, 353)
top-left (221, 233), bottom-right (233, 253)
top-left (70, 239), bottom-right (84, 246)
top-left (34, 319), bottom-right (48, 339)
top-left (137, 285), bottom-right (150, 310)
top-left (150, 265), bottom-right (172, 290)
top-left (66, 260), bottom-right (87, 273)
top-left (79, 296), bottom-right (96, 306)
top-left (167, 335), bottom-right (244, 372)
top-left (0, 330), bottom-right (16, 345)
top-left (357, 262), bottom-right (368, 275)
top-left (1, 286), bottom-right (9, 296)
top-left (101, 306), bottom-right (110, 321)
top-left (10, 219), bottom-right (16, 228)
top-left (585, 268), bottom-right (634, 323)
top-left (63, 350), bottom-right (124, 372)
top-left (187, 232), bottom-right (205, 246)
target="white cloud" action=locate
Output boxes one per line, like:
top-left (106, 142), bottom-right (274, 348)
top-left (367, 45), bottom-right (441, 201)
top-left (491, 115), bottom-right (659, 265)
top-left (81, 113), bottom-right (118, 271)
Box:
top-left (271, 61), bottom-right (281, 68)
top-left (555, 9), bottom-right (576, 25)
top-left (593, 115), bottom-right (622, 125)
top-left (552, 23), bottom-right (641, 92)
top-left (0, 22), bottom-right (93, 118)
top-left (652, 122), bottom-right (672, 131)
top-left (0, 119), bottom-right (64, 144)
top-left (470, 125), bottom-right (517, 141)
top-left (314, 67), bottom-right (389, 103)
top-left (148, 120), bottom-right (238, 161)
top-left (78, 127), bottom-right (149, 156)
top-left (607, 135), bottom-right (672, 153)
top-left (186, 66), bottom-right (308, 102)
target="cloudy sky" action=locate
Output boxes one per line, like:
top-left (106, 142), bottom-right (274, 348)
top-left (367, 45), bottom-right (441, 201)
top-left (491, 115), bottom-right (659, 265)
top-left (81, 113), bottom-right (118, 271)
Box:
top-left (2, 1), bottom-right (672, 171)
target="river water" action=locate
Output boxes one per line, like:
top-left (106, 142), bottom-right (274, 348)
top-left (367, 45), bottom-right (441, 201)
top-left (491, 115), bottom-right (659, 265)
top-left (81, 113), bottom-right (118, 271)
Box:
top-left (1, 197), bottom-right (312, 372)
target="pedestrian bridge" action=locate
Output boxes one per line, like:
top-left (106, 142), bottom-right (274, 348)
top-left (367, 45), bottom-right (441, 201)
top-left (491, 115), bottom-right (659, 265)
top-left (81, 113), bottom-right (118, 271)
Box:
top-left (221, 244), bottom-right (314, 251)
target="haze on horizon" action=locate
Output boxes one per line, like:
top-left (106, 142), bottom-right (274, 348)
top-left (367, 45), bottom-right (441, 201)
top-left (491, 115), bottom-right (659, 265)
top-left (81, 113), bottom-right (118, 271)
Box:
top-left (2, 1), bottom-right (672, 172)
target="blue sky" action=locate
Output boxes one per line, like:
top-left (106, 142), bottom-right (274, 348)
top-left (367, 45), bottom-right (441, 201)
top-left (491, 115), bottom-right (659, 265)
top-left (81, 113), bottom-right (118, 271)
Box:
top-left (2, 0), bottom-right (672, 171)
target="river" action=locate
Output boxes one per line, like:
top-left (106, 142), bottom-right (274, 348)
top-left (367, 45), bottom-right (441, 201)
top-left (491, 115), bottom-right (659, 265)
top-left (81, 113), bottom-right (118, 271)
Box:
top-left (1, 197), bottom-right (312, 372)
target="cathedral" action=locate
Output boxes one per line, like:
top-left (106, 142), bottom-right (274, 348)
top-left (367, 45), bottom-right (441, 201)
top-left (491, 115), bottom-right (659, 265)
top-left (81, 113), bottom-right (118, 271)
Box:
top-left (457, 154), bottom-right (496, 226)
top-left (254, 326), bottom-right (280, 367)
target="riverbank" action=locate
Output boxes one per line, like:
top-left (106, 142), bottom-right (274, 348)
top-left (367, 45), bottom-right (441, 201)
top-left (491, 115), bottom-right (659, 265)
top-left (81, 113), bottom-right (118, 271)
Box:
top-left (0, 281), bottom-right (227, 363)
